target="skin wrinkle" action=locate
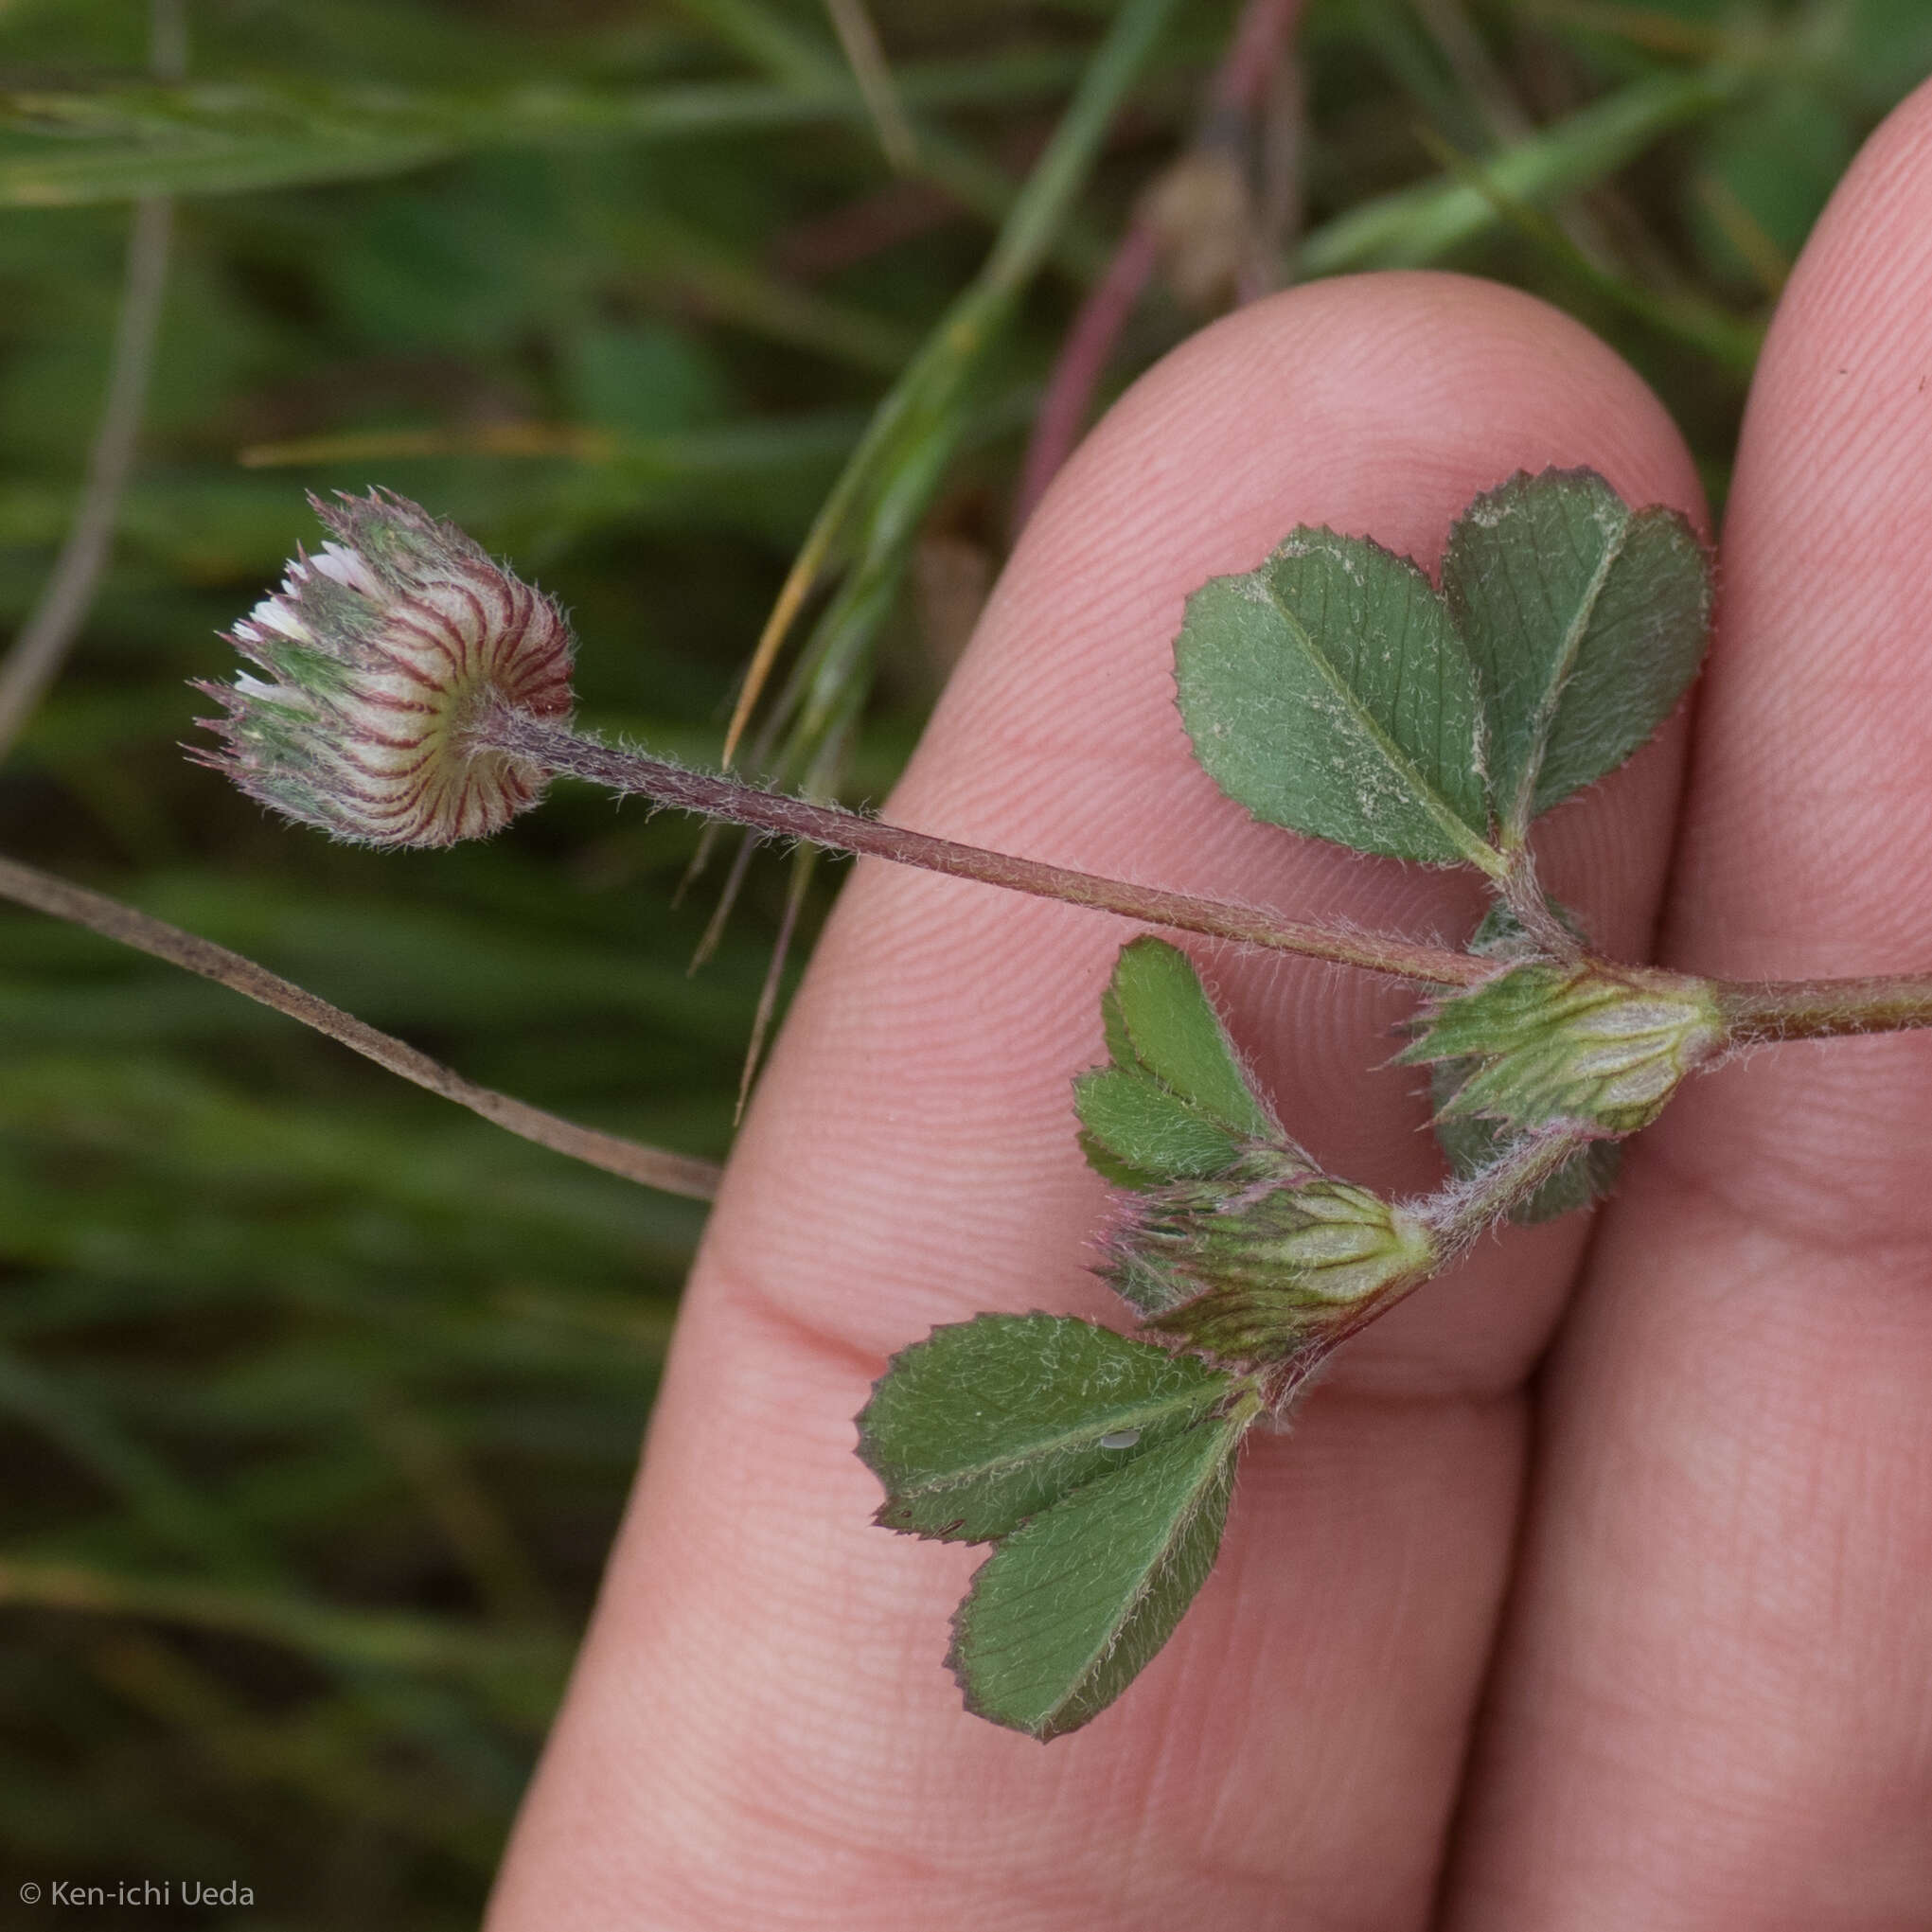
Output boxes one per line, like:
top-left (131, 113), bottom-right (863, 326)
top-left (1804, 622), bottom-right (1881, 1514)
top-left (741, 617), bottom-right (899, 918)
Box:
top-left (1104, 1401), bottom-right (1525, 1921)
top-left (1642, 1059), bottom-right (1932, 1251)
top-left (1451, 94), bottom-right (1932, 1848)
top-left (1467, 1339), bottom-right (1922, 1920)
top-left (633, 1446), bottom-right (1219, 1931)
top-left (487, 273), bottom-right (1705, 1931)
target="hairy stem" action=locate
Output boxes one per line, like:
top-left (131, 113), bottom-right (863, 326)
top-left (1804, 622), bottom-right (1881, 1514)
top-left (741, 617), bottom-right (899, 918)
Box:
top-left (1498, 850), bottom-right (1583, 959)
top-left (1712, 974), bottom-right (1932, 1044)
top-left (487, 710), bottom-right (1488, 986)
top-left (1412, 1125), bottom-right (1597, 1254)
top-left (1234, 1127), bottom-right (1595, 1412)
top-left (0, 853), bottom-right (723, 1202)
top-left (1299, 1128), bottom-right (1595, 1370)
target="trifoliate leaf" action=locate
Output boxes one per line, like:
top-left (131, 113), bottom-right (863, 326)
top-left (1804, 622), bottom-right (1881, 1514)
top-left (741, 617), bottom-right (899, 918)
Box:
top-left (1176, 526), bottom-right (1498, 869)
top-left (1443, 468), bottom-right (1711, 842)
top-left (856, 1314), bottom-right (1236, 1543)
top-left (948, 1407), bottom-right (1249, 1740)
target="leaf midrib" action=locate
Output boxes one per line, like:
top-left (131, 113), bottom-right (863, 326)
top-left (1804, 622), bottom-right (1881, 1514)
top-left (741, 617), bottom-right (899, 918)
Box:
top-left (889, 1384), bottom-right (1226, 1497)
top-left (1258, 569), bottom-right (1500, 875)
top-left (1503, 501), bottom-right (1632, 840)
top-left (1039, 1419), bottom-right (1237, 1729)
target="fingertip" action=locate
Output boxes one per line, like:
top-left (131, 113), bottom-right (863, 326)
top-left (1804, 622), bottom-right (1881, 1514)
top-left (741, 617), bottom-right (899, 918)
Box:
top-left (1668, 77), bottom-right (1932, 969)
top-left (999, 271), bottom-right (1706, 735)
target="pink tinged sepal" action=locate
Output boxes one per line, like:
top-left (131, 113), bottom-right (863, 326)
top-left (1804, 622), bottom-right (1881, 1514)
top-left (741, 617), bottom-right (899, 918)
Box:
top-left (193, 489), bottom-right (576, 847)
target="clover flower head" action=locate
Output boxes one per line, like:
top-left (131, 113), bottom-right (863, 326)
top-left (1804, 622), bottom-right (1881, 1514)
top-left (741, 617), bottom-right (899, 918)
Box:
top-left (1400, 960), bottom-right (1722, 1138)
top-left (194, 490), bottom-right (575, 847)
top-left (1104, 1150), bottom-right (1438, 1364)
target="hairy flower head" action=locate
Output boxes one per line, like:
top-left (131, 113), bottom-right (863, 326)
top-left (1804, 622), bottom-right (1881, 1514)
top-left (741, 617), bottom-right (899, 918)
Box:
top-left (1400, 959), bottom-right (1721, 1138)
top-left (1104, 1147), bottom-right (1438, 1364)
top-left (195, 490), bottom-right (575, 846)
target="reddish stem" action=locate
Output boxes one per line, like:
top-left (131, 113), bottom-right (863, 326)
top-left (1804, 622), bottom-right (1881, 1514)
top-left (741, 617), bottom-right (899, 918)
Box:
top-left (1714, 975), bottom-right (1932, 1044)
top-left (488, 710), bottom-right (1487, 986)
top-left (0, 852), bottom-right (723, 1201)
top-left (1209, 0), bottom-right (1305, 116)
top-left (1013, 220), bottom-right (1161, 528)
top-left (1012, 0), bottom-right (1305, 531)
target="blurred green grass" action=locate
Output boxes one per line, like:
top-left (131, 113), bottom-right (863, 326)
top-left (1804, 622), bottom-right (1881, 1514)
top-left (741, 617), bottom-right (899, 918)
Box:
top-left (1, 0), bottom-right (1926, 1921)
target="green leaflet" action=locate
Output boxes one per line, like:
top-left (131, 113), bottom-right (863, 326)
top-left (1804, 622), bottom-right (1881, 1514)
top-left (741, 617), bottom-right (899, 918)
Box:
top-left (856, 1314), bottom-right (1235, 1542)
top-left (1073, 1068), bottom-right (1248, 1185)
top-left (1075, 937), bottom-right (1281, 1190)
top-left (1444, 468), bottom-right (1711, 842)
top-left (861, 1317), bottom-right (1250, 1739)
top-left (1105, 937), bottom-right (1273, 1138)
top-left (1174, 470), bottom-right (1710, 874)
top-left (1175, 527), bottom-right (1498, 870)
top-left (948, 1406), bottom-right (1250, 1740)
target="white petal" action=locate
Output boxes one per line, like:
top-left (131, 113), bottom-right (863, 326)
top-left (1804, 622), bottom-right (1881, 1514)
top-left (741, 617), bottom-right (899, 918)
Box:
top-left (250, 597), bottom-right (313, 643)
top-left (312, 542), bottom-right (383, 596)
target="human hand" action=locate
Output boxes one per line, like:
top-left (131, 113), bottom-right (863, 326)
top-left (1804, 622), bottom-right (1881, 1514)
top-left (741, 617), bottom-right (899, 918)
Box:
top-left (487, 83), bottom-right (1932, 1929)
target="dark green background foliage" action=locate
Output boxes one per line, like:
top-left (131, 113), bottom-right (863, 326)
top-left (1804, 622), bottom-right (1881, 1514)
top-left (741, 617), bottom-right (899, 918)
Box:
top-left (0, 0), bottom-right (1923, 1920)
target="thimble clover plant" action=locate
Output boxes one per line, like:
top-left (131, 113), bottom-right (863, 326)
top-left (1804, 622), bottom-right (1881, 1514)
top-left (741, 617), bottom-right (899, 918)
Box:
top-left (195, 472), bottom-right (1932, 1742)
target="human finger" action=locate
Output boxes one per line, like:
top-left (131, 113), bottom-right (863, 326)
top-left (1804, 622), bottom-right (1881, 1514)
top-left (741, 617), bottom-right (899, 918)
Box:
top-left (1445, 80), bottom-right (1932, 1928)
top-left (488, 273), bottom-right (1703, 1930)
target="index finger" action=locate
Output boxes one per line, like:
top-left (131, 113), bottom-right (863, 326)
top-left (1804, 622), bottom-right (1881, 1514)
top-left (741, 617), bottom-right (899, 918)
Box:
top-left (487, 272), bottom-right (1702, 1929)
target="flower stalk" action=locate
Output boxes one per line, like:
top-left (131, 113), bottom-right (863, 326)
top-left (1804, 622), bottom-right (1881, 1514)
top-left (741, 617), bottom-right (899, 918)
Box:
top-left (481, 706), bottom-right (1487, 985)
top-left (1413, 1125), bottom-right (1604, 1255)
top-left (193, 492), bottom-right (1932, 1067)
